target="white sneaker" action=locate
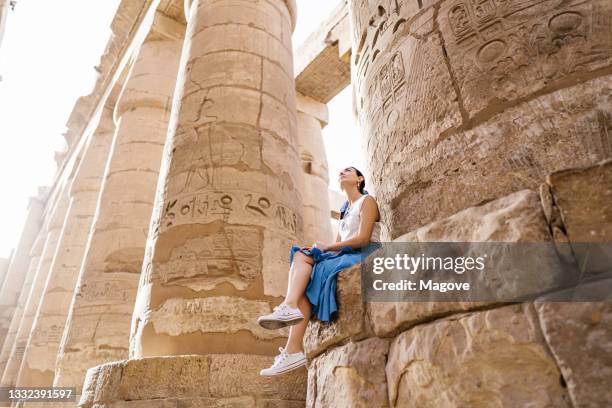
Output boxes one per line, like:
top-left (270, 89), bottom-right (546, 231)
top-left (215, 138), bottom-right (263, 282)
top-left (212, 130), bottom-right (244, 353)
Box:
top-left (258, 303), bottom-right (304, 330)
top-left (260, 347), bottom-right (306, 376)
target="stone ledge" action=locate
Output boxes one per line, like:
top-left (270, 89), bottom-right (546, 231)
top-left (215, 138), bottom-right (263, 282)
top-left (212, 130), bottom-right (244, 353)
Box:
top-left (304, 263), bottom-right (372, 360)
top-left (79, 354), bottom-right (306, 407)
top-left (386, 303), bottom-right (571, 407)
top-left (307, 337), bottom-right (389, 408)
top-left (305, 189), bottom-right (561, 352)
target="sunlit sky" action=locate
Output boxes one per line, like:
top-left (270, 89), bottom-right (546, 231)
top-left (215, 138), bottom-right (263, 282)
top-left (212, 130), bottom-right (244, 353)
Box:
top-left (0, 1), bottom-right (363, 258)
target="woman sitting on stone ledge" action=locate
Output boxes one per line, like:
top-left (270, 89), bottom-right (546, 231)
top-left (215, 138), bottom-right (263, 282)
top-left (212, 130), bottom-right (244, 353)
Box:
top-left (257, 166), bottom-right (382, 376)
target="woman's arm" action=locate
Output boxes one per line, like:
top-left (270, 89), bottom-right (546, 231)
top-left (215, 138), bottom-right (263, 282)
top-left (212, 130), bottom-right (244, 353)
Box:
top-left (325, 196), bottom-right (379, 251)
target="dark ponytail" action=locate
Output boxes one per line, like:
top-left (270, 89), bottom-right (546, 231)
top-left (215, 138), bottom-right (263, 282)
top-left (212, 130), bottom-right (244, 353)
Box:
top-left (340, 167), bottom-right (368, 220)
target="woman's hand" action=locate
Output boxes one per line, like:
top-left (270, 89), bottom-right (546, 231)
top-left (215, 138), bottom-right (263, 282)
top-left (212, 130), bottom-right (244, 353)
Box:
top-left (300, 242), bottom-right (330, 252)
top-left (313, 242), bottom-right (331, 252)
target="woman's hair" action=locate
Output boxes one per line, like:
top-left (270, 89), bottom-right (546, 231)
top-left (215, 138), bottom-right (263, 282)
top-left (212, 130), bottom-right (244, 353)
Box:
top-left (352, 167), bottom-right (366, 195)
top-left (339, 166), bottom-right (368, 220)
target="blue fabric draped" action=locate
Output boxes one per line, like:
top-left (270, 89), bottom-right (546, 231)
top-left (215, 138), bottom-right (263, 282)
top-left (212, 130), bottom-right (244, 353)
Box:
top-left (289, 242), bottom-right (381, 322)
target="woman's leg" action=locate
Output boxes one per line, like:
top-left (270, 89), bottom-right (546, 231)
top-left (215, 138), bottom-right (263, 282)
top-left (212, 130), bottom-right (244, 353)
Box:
top-left (285, 293), bottom-right (311, 354)
top-left (284, 251), bottom-right (314, 309)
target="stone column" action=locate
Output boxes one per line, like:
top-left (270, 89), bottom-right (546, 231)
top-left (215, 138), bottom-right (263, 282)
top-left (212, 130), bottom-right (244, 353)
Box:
top-left (296, 92), bottom-right (333, 244)
top-left (0, 254), bottom-right (11, 292)
top-left (349, 0), bottom-right (612, 238)
top-left (52, 31), bottom-right (183, 394)
top-left (0, 188), bottom-right (69, 387)
top-left (129, 0), bottom-right (303, 359)
top-left (0, 234), bottom-right (43, 381)
top-left (14, 108), bottom-right (115, 388)
top-left (78, 1), bottom-right (307, 406)
top-left (0, 194), bottom-right (45, 352)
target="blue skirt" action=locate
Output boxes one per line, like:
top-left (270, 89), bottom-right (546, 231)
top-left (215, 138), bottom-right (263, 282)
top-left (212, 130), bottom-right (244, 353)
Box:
top-left (289, 242), bottom-right (381, 322)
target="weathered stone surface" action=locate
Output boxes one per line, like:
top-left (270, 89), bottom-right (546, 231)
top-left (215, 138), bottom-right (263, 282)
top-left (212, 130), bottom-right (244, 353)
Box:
top-left (130, 0), bottom-right (303, 359)
top-left (0, 237), bottom-right (42, 382)
top-left (208, 354), bottom-right (306, 400)
top-left (387, 304), bottom-right (571, 408)
top-left (398, 189), bottom-right (551, 242)
top-left (295, 1), bottom-right (351, 103)
top-left (351, 0), bottom-right (612, 238)
top-left (78, 354), bottom-right (305, 407)
top-left (147, 297), bottom-right (287, 341)
top-left (297, 92), bottom-right (333, 246)
top-left (54, 35), bottom-right (183, 392)
top-left (0, 193), bottom-right (45, 356)
top-left (1, 189), bottom-right (69, 387)
top-left (307, 337), bottom-right (389, 407)
top-left (547, 158), bottom-right (612, 242)
top-left (304, 264), bottom-right (369, 360)
top-left (368, 189), bottom-right (557, 337)
top-left (535, 279), bottom-right (612, 408)
top-left (438, 0), bottom-right (612, 117)
top-left (17, 109), bottom-right (115, 388)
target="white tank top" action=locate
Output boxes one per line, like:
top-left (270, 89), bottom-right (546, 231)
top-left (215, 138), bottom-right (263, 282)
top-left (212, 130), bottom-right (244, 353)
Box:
top-left (338, 194), bottom-right (381, 243)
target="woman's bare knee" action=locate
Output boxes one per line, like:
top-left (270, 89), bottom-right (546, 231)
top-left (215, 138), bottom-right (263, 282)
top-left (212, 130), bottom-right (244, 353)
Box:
top-left (295, 251), bottom-right (314, 265)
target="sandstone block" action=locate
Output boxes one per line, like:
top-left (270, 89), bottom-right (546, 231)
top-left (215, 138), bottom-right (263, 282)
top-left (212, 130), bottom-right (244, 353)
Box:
top-left (304, 264), bottom-right (370, 359)
top-left (79, 354), bottom-right (306, 407)
top-left (386, 304), bottom-right (571, 407)
top-left (307, 337), bottom-right (389, 408)
top-left (535, 279), bottom-right (612, 407)
top-left (368, 189), bottom-right (558, 337)
top-left (547, 159), bottom-right (612, 243)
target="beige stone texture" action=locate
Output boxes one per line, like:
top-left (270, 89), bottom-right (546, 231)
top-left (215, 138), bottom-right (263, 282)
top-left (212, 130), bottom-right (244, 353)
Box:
top-left (53, 34), bottom-right (183, 394)
top-left (15, 108), bottom-right (115, 388)
top-left (387, 304), bottom-right (571, 408)
top-left (535, 279), bottom-right (612, 408)
top-left (438, 0), bottom-right (612, 117)
top-left (129, 0), bottom-right (303, 361)
top-left (0, 194), bottom-right (45, 355)
top-left (307, 337), bottom-right (389, 408)
top-left (368, 189), bottom-right (564, 337)
top-left (78, 354), bottom-right (306, 408)
top-left (304, 264), bottom-right (370, 360)
top-left (547, 158), bottom-right (612, 243)
top-left (0, 234), bottom-right (44, 382)
top-left (0, 257), bottom-right (10, 297)
top-left (351, 0), bottom-right (612, 238)
top-left (0, 188), bottom-right (69, 387)
top-left (295, 1), bottom-right (351, 103)
top-left (296, 92), bottom-right (333, 245)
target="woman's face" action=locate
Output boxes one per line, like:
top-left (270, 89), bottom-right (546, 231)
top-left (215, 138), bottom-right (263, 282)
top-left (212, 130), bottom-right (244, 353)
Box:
top-left (338, 167), bottom-right (361, 191)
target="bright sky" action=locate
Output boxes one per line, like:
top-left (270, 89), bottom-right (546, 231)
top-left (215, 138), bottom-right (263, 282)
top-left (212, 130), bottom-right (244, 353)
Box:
top-left (0, 0), bottom-right (363, 259)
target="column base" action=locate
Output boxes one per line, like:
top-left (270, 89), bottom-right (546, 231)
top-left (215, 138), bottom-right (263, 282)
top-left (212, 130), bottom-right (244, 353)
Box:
top-left (78, 354), bottom-right (307, 407)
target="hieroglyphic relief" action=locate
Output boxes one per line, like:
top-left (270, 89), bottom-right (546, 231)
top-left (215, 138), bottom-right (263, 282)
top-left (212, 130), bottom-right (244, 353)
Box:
top-left (157, 191), bottom-right (301, 236)
top-left (74, 277), bottom-right (133, 307)
top-left (30, 321), bottom-right (65, 346)
top-left (573, 109), bottom-right (612, 161)
top-left (441, 0), bottom-right (612, 115)
top-left (155, 226), bottom-right (261, 290)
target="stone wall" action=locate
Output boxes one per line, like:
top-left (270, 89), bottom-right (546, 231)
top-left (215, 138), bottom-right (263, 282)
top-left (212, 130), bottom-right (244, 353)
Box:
top-left (350, 0), bottom-right (612, 240)
top-left (0, 0), bottom-right (610, 406)
top-left (304, 160), bottom-right (612, 407)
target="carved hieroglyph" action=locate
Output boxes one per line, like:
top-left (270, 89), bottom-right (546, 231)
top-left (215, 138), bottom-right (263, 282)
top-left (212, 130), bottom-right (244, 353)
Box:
top-left (129, 0), bottom-right (303, 358)
top-left (14, 108), bottom-right (115, 388)
top-left (0, 188), bottom-right (69, 387)
top-left (350, 0), bottom-right (612, 237)
top-left (0, 195), bottom-right (45, 355)
top-left (52, 35), bottom-right (183, 394)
